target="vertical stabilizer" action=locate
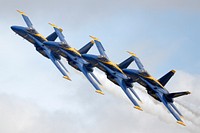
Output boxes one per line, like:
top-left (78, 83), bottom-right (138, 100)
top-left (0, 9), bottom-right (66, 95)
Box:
top-left (158, 70), bottom-right (176, 86)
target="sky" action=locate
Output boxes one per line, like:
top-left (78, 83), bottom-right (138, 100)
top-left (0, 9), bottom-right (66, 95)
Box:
top-left (0, 0), bottom-right (200, 133)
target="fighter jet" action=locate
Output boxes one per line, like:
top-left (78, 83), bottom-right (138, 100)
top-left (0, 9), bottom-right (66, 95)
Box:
top-left (123, 51), bottom-right (191, 126)
top-left (43, 23), bottom-right (104, 95)
top-left (11, 10), bottom-right (70, 80)
top-left (82, 37), bottom-right (143, 111)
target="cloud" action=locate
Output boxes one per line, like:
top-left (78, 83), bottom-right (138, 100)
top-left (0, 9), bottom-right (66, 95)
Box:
top-left (1, 69), bottom-right (200, 133)
top-left (93, 70), bottom-right (200, 133)
top-left (0, 94), bottom-right (77, 133)
top-left (1, 0), bottom-right (200, 133)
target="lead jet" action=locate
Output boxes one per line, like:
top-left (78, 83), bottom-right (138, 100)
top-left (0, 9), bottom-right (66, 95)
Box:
top-left (82, 37), bottom-right (143, 111)
top-left (43, 23), bottom-right (104, 95)
top-left (11, 10), bottom-right (70, 80)
top-left (123, 51), bottom-right (191, 126)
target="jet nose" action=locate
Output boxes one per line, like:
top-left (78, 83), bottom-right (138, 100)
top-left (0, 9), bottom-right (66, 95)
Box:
top-left (11, 26), bottom-right (21, 32)
top-left (11, 26), bottom-right (27, 35)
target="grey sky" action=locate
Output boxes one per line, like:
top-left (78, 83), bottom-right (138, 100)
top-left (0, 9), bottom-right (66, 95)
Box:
top-left (0, 0), bottom-right (200, 133)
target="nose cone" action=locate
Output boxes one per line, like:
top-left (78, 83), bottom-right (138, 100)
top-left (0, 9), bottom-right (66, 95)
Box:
top-left (82, 54), bottom-right (98, 62)
top-left (11, 26), bottom-right (21, 32)
top-left (11, 26), bottom-right (19, 32)
top-left (11, 26), bottom-right (26, 34)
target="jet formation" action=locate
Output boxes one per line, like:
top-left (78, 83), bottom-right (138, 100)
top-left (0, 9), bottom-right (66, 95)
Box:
top-left (11, 10), bottom-right (191, 126)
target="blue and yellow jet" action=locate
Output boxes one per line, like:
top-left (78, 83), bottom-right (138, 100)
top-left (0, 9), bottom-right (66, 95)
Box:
top-left (123, 51), bottom-right (191, 126)
top-left (43, 24), bottom-right (104, 95)
top-left (11, 10), bottom-right (70, 80)
top-left (82, 37), bottom-right (143, 111)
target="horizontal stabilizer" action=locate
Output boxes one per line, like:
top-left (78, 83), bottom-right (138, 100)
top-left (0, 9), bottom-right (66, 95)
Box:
top-left (46, 32), bottom-right (58, 41)
top-left (158, 70), bottom-right (176, 86)
top-left (79, 41), bottom-right (94, 54)
top-left (118, 56), bottom-right (134, 69)
top-left (167, 91), bottom-right (191, 99)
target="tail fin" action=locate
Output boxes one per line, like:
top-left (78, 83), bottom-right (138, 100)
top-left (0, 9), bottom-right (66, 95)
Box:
top-left (17, 10), bottom-right (33, 28)
top-left (46, 32), bottom-right (58, 41)
top-left (90, 36), bottom-right (108, 59)
top-left (127, 51), bottom-right (145, 71)
top-left (49, 23), bottom-right (67, 43)
top-left (158, 70), bottom-right (176, 86)
top-left (167, 91), bottom-right (191, 99)
top-left (118, 56), bottom-right (134, 69)
top-left (78, 40), bottom-right (94, 54)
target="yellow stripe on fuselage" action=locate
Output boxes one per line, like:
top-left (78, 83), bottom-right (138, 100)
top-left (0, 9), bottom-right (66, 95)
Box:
top-left (145, 76), bottom-right (164, 88)
top-left (104, 61), bottom-right (125, 74)
top-left (65, 47), bottom-right (81, 56)
top-left (35, 33), bottom-right (47, 41)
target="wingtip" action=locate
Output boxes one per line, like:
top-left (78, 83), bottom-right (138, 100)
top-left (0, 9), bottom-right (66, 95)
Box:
top-left (63, 76), bottom-right (71, 81)
top-left (180, 115), bottom-right (184, 119)
top-left (16, 10), bottom-right (26, 15)
top-left (134, 106), bottom-right (143, 111)
top-left (171, 70), bottom-right (176, 73)
top-left (127, 51), bottom-right (137, 57)
top-left (177, 121), bottom-right (186, 126)
top-left (89, 35), bottom-right (99, 41)
top-left (95, 90), bottom-right (104, 95)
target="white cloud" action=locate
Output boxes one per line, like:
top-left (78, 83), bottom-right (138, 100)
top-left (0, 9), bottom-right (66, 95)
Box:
top-left (0, 0), bottom-right (200, 133)
top-left (93, 70), bottom-right (200, 133)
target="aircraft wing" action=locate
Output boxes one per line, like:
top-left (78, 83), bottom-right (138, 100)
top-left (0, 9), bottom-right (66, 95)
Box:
top-left (90, 36), bottom-right (108, 59)
top-left (127, 51), bottom-right (145, 71)
top-left (156, 93), bottom-right (185, 126)
top-left (17, 10), bottom-right (33, 28)
top-left (115, 77), bottom-right (142, 111)
top-left (90, 72), bottom-right (102, 86)
top-left (76, 62), bottom-right (104, 95)
top-left (29, 35), bottom-right (71, 80)
top-left (45, 49), bottom-right (71, 80)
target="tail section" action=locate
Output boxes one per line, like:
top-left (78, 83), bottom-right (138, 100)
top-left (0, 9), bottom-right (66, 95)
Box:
top-left (90, 36), bottom-right (108, 59)
top-left (167, 91), bottom-right (191, 99)
top-left (79, 40), bottom-right (94, 54)
top-left (46, 32), bottom-right (58, 41)
top-left (17, 10), bottom-right (33, 28)
top-left (118, 56), bottom-right (134, 69)
top-left (49, 23), bottom-right (67, 43)
top-left (127, 51), bottom-right (145, 71)
top-left (158, 70), bottom-right (176, 86)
